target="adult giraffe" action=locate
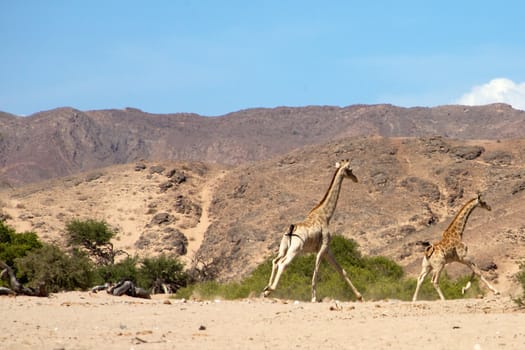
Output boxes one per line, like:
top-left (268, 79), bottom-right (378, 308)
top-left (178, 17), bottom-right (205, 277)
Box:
top-left (263, 160), bottom-right (363, 302)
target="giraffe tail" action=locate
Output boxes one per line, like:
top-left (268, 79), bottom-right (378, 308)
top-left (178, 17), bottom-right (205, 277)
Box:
top-left (423, 242), bottom-right (435, 259)
top-left (284, 224), bottom-right (295, 242)
top-left (284, 224), bottom-right (306, 245)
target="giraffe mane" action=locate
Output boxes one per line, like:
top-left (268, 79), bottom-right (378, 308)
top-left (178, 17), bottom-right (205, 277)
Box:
top-left (442, 196), bottom-right (478, 233)
top-left (309, 165), bottom-right (341, 213)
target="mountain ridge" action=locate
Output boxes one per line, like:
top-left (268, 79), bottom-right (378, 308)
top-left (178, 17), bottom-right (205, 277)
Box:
top-left (1, 103), bottom-right (524, 187)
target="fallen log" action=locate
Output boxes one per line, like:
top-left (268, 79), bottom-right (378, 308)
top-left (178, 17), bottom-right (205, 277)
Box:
top-left (91, 280), bottom-right (151, 299)
top-left (0, 261), bottom-right (48, 297)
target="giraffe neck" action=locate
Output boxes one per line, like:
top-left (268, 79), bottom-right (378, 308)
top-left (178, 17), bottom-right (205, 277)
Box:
top-left (443, 198), bottom-right (479, 240)
top-left (309, 167), bottom-right (346, 223)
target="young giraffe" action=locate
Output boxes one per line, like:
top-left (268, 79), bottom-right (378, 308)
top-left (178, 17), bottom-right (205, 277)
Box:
top-left (263, 159), bottom-right (363, 302)
top-left (412, 193), bottom-right (500, 301)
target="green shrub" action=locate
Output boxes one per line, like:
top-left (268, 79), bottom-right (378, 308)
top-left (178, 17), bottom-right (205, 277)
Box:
top-left (329, 235), bottom-right (364, 267)
top-left (514, 261), bottom-right (525, 307)
top-left (363, 256), bottom-right (404, 279)
top-left (518, 262), bottom-right (525, 291)
top-left (0, 221), bottom-right (42, 266)
top-left (93, 256), bottom-right (139, 285)
top-left (15, 245), bottom-right (95, 292)
top-left (176, 279), bottom-right (258, 300)
top-left (138, 254), bottom-right (188, 292)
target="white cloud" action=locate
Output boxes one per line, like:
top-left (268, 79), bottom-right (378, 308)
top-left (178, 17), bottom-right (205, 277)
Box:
top-left (457, 78), bottom-right (525, 110)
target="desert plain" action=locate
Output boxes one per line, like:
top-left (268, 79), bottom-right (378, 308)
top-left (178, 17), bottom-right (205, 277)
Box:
top-left (1, 291), bottom-right (524, 350)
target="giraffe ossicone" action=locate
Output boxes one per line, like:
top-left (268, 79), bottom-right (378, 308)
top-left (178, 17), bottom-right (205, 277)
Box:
top-left (262, 159), bottom-right (363, 302)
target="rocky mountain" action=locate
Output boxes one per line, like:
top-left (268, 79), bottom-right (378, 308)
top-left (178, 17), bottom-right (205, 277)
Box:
top-left (1, 103), bottom-right (524, 187)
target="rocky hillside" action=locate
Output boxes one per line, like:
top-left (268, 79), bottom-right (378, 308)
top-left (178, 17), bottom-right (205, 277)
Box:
top-left (199, 136), bottom-right (525, 292)
top-left (1, 104), bottom-right (525, 187)
top-left (1, 136), bottom-right (524, 296)
top-left (0, 160), bottom-right (225, 267)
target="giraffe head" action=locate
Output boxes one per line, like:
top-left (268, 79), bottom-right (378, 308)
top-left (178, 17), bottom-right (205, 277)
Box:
top-left (476, 193), bottom-right (492, 211)
top-left (335, 159), bottom-right (358, 183)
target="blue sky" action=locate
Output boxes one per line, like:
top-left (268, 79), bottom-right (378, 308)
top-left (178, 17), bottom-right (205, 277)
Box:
top-left (1, 1), bottom-right (524, 116)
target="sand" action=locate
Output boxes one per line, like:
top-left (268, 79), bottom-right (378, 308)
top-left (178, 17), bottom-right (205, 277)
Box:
top-left (1, 292), bottom-right (524, 350)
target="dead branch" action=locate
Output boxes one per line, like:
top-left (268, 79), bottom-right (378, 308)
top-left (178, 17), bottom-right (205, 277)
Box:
top-left (0, 261), bottom-right (48, 297)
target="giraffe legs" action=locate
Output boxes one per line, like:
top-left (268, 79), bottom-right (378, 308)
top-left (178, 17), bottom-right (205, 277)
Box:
top-left (263, 236), bottom-right (301, 297)
top-left (324, 248), bottom-right (363, 301)
top-left (412, 258), bottom-right (432, 302)
top-left (265, 236), bottom-right (364, 302)
top-left (461, 272), bottom-right (475, 294)
top-left (311, 244), bottom-right (328, 302)
top-left (263, 235), bottom-right (289, 295)
top-left (413, 257), bottom-right (500, 301)
top-left (459, 259), bottom-right (499, 295)
top-left (430, 265), bottom-right (446, 301)
top-left (413, 257), bottom-right (446, 301)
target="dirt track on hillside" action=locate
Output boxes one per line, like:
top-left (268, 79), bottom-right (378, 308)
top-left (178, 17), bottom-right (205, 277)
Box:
top-left (182, 170), bottom-right (229, 263)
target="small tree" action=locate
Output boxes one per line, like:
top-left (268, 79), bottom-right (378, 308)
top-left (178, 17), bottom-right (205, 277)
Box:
top-left (65, 219), bottom-right (124, 265)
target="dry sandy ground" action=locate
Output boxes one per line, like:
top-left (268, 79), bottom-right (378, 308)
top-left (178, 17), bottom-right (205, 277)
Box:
top-left (1, 292), bottom-right (524, 350)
